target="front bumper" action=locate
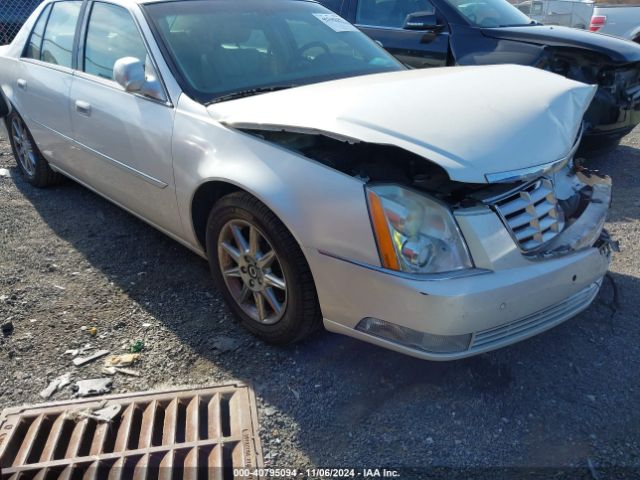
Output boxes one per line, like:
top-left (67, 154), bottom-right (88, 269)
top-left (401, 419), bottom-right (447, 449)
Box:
top-left (307, 171), bottom-right (613, 361)
top-left (308, 244), bottom-right (610, 361)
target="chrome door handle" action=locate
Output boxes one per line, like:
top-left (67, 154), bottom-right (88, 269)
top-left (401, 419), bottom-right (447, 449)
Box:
top-left (17, 78), bottom-right (27, 90)
top-left (75, 100), bottom-right (91, 116)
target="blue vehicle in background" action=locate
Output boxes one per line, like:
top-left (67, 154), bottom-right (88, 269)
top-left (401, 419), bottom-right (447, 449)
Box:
top-left (0, 0), bottom-right (42, 44)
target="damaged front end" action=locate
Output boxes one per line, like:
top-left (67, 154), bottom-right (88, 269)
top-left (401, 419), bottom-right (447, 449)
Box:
top-left (480, 167), bottom-right (615, 259)
top-left (537, 48), bottom-right (640, 149)
top-left (242, 127), bottom-right (614, 265)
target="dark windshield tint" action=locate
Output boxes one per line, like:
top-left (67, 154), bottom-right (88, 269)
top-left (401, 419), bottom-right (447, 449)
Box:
top-left (444, 0), bottom-right (533, 27)
top-left (144, 0), bottom-right (402, 103)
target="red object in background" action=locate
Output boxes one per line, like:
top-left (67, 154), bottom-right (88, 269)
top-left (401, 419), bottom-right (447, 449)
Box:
top-left (589, 15), bottom-right (607, 32)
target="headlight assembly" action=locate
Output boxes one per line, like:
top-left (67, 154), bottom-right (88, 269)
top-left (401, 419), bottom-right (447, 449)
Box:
top-left (366, 185), bottom-right (473, 274)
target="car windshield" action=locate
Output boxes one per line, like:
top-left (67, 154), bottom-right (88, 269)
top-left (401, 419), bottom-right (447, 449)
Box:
top-left (144, 0), bottom-right (403, 104)
top-left (443, 0), bottom-right (535, 27)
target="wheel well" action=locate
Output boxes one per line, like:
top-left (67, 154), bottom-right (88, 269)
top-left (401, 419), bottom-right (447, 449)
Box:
top-left (191, 181), bottom-right (242, 252)
top-left (0, 89), bottom-right (11, 119)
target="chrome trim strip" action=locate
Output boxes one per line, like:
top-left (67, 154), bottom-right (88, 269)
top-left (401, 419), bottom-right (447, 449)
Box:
top-left (32, 120), bottom-right (168, 189)
top-left (484, 127), bottom-right (582, 183)
top-left (317, 249), bottom-right (491, 282)
top-left (20, 57), bottom-right (74, 75)
top-left (73, 140), bottom-right (168, 188)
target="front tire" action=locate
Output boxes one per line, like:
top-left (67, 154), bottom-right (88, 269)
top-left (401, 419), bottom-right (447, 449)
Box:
top-left (206, 192), bottom-right (322, 345)
top-left (6, 111), bottom-right (61, 187)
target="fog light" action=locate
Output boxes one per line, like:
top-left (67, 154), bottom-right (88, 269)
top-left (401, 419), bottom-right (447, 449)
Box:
top-left (356, 317), bottom-right (471, 354)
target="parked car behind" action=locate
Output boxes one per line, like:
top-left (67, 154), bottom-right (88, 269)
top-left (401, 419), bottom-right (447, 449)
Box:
top-left (320, 0), bottom-right (640, 155)
top-left (590, 3), bottom-right (640, 41)
top-left (0, 0), bottom-right (42, 44)
top-left (514, 0), bottom-right (594, 30)
top-left (1, 0), bottom-right (615, 360)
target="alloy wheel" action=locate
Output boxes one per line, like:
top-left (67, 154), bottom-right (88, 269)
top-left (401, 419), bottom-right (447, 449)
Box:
top-left (11, 116), bottom-right (37, 177)
top-left (217, 219), bottom-right (288, 325)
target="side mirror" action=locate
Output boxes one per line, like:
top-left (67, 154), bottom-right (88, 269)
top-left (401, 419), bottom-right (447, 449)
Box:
top-left (113, 57), bottom-right (165, 102)
top-left (403, 12), bottom-right (443, 32)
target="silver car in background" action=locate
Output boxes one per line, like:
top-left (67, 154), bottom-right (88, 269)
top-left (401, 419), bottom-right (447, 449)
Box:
top-left (0, 0), bottom-right (614, 360)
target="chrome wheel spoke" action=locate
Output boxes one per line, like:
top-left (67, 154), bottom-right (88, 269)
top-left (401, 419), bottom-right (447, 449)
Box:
top-left (254, 292), bottom-right (266, 322)
top-left (257, 249), bottom-right (275, 269)
top-left (218, 219), bottom-right (288, 325)
top-left (238, 284), bottom-right (251, 303)
top-left (223, 266), bottom-right (242, 278)
top-left (231, 224), bottom-right (250, 254)
top-left (220, 241), bottom-right (241, 262)
top-left (249, 226), bottom-right (259, 256)
top-left (262, 288), bottom-right (282, 314)
top-left (264, 273), bottom-right (286, 291)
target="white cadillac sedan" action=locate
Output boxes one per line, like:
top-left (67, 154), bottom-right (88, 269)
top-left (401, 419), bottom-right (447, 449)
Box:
top-left (0, 0), bottom-right (615, 360)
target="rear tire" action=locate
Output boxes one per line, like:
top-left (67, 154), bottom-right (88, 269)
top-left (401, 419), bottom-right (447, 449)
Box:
top-left (6, 111), bottom-right (61, 187)
top-left (206, 192), bottom-right (322, 345)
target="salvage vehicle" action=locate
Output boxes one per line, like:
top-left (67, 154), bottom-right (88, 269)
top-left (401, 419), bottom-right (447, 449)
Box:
top-left (319, 0), bottom-right (640, 154)
top-left (0, 0), bottom-right (615, 360)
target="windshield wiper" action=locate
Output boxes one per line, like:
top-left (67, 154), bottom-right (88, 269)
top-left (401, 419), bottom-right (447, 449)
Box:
top-left (206, 85), bottom-right (298, 105)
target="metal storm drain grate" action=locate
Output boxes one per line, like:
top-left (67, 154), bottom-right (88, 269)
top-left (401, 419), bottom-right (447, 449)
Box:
top-left (0, 384), bottom-right (262, 479)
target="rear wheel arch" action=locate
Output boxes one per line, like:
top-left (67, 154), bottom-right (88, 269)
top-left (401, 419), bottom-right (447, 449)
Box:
top-left (0, 88), bottom-right (10, 119)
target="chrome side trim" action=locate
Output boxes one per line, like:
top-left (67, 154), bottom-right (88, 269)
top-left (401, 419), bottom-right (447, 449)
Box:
top-left (318, 249), bottom-right (491, 282)
top-left (484, 127), bottom-right (582, 183)
top-left (73, 140), bottom-right (169, 188)
top-left (19, 58), bottom-right (74, 75)
top-left (32, 120), bottom-right (168, 189)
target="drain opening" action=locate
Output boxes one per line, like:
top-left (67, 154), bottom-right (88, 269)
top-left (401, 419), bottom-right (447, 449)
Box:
top-left (0, 384), bottom-right (262, 479)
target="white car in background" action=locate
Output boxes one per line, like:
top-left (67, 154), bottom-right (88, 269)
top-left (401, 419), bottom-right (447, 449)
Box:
top-left (590, 3), bottom-right (640, 41)
top-left (0, 0), bottom-right (615, 360)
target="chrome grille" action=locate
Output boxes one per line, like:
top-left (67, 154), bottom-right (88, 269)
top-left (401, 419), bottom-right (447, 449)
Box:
top-left (493, 179), bottom-right (564, 251)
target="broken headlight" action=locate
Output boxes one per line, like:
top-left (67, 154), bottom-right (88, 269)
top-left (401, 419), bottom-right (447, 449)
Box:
top-left (366, 185), bottom-right (473, 274)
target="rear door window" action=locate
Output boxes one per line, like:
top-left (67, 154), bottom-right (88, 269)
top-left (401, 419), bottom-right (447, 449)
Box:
top-left (40, 1), bottom-right (82, 67)
top-left (24, 4), bottom-right (52, 60)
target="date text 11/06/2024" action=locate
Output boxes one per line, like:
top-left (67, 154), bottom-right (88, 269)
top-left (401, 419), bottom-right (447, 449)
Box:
top-left (233, 468), bottom-right (401, 478)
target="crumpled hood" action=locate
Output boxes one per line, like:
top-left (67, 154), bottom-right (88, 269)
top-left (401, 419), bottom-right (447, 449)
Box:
top-left (207, 65), bottom-right (596, 184)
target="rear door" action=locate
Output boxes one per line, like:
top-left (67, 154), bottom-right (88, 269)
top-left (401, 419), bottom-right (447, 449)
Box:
top-left (346, 0), bottom-right (450, 68)
top-left (68, 0), bottom-right (180, 234)
top-left (13, 0), bottom-right (83, 171)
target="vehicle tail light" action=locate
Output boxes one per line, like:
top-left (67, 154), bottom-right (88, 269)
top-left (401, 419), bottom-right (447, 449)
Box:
top-left (589, 15), bottom-right (606, 32)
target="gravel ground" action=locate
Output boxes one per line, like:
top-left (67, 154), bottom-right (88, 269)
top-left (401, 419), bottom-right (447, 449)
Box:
top-left (0, 124), bottom-right (639, 478)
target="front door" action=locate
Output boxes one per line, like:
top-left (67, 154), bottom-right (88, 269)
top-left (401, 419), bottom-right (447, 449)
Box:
top-left (68, 1), bottom-right (179, 234)
top-left (349, 0), bottom-right (450, 68)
